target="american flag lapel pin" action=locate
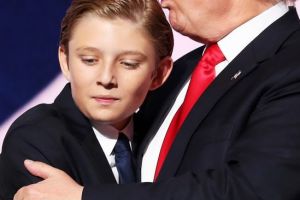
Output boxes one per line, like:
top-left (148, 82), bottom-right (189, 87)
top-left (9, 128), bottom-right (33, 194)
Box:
top-left (231, 70), bottom-right (242, 80)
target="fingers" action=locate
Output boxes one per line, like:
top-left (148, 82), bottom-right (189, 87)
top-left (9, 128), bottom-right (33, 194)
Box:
top-left (24, 160), bottom-right (62, 179)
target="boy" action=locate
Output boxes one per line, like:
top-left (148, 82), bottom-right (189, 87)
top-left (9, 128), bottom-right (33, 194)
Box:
top-left (0, 0), bottom-right (173, 199)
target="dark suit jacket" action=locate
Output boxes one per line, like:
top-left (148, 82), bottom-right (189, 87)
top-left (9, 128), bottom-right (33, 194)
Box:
top-left (82, 8), bottom-right (300, 200)
top-left (0, 84), bottom-right (116, 200)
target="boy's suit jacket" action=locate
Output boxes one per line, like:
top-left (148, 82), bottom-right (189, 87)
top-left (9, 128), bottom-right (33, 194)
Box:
top-left (0, 84), bottom-right (116, 200)
top-left (83, 8), bottom-right (300, 200)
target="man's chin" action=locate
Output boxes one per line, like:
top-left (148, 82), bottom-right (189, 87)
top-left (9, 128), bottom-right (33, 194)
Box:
top-left (168, 12), bottom-right (185, 34)
top-left (169, 19), bottom-right (184, 34)
top-left (172, 24), bottom-right (188, 37)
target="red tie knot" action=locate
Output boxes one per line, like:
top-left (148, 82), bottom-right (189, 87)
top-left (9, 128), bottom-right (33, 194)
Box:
top-left (202, 44), bottom-right (225, 67)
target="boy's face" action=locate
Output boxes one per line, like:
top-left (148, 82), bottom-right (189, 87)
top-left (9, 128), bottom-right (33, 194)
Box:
top-left (59, 14), bottom-right (171, 129)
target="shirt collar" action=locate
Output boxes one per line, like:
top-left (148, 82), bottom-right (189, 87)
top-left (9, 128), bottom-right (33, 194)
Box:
top-left (218, 1), bottom-right (288, 63)
top-left (92, 118), bottom-right (134, 158)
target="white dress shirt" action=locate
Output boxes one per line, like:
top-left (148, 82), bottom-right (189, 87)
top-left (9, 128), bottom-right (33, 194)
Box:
top-left (92, 118), bottom-right (134, 183)
top-left (141, 2), bottom-right (288, 182)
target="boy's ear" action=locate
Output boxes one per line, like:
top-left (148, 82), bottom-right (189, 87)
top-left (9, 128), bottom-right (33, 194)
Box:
top-left (58, 46), bottom-right (71, 81)
top-left (150, 56), bottom-right (173, 91)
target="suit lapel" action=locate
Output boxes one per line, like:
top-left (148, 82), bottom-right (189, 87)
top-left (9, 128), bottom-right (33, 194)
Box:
top-left (54, 84), bottom-right (116, 183)
top-left (157, 47), bottom-right (258, 180)
top-left (157, 8), bottom-right (300, 180)
top-left (80, 131), bottom-right (117, 183)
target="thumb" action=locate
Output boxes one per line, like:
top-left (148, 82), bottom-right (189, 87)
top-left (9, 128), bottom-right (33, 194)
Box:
top-left (24, 159), bottom-right (61, 179)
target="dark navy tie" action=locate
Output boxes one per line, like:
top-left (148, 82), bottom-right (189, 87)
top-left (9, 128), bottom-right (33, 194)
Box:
top-left (114, 133), bottom-right (136, 184)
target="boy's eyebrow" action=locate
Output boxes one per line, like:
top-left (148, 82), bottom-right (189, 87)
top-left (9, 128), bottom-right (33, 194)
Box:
top-left (117, 51), bottom-right (147, 59)
top-left (75, 46), bottom-right (100, 53)
top-left (75, 47), bottom-right (148, 59)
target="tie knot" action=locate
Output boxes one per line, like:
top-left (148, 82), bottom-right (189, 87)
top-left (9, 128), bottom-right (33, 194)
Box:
top-left (201, 43), bottom-right (225, 67)
top-left (114, 133), bottom-right (131, 154)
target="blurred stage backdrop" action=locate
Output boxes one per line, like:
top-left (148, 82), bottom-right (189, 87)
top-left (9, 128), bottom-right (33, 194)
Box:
top-left (0, 1), bottom-right (300, 151)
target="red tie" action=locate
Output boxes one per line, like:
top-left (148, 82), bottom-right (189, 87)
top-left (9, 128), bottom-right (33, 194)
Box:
top-left (154, 44), bottom-right (225, 180)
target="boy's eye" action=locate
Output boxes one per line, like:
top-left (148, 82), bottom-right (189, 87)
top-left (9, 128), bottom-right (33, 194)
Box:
top-left (81, 58), bottom-right (98, 66)
top-left (120, 61), bottom-right (140, 69)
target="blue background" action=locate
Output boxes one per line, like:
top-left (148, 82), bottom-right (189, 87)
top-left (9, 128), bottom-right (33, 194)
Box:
top-left (0, 1), bottom-right (71, 123)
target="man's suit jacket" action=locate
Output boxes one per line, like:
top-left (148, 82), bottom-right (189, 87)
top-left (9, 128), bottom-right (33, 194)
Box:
top-left (83, 8), bottom-right (300, 200)
top-left (0, 84), bottom-right (116, 200)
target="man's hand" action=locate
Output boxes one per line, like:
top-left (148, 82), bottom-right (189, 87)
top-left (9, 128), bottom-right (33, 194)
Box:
top-left (14, 160), bottom-right (83, 200)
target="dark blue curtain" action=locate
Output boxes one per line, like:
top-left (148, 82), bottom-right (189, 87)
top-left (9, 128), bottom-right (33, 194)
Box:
top-left (0, 1), bottom-right (71, 123)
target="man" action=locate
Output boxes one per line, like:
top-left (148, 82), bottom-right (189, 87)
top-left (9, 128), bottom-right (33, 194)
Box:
top-left (14, 0), bottom-right (300, 199)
